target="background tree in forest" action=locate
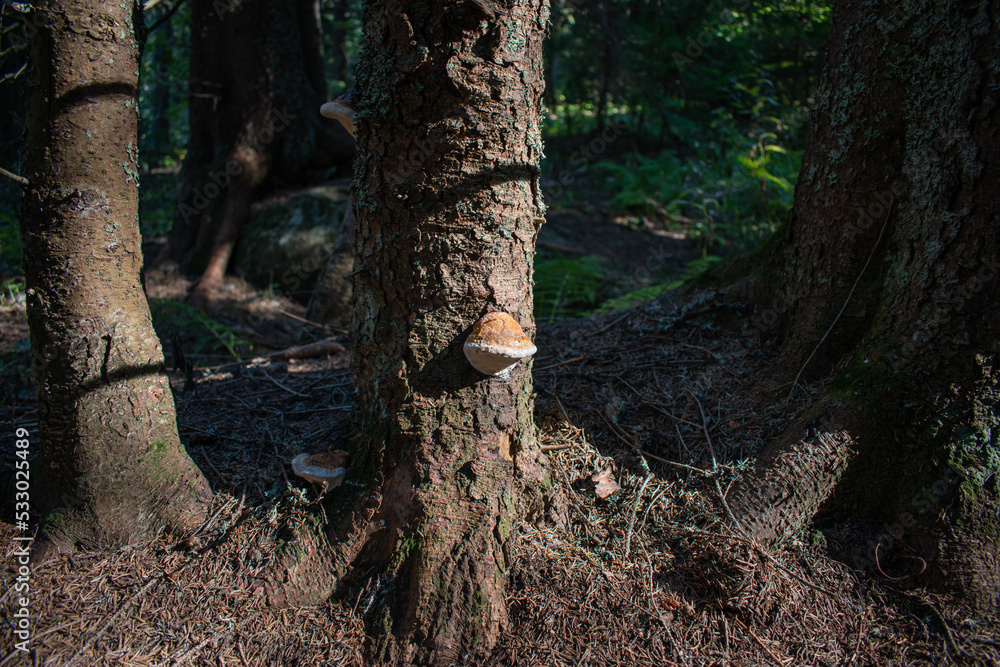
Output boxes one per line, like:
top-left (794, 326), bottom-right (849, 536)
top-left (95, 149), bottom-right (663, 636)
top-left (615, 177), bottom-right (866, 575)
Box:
top-left (727, 0), bottom-right (999, 610)
top-left (161, 0), bottom-right (356, 306)
top-left (19, 0), bottom-right (212, 550)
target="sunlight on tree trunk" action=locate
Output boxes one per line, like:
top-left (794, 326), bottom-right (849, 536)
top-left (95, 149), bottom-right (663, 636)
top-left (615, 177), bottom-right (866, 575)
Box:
top-left (343, 0), bottom-right (550, 661)
top-left (20, 0), bottom-right (212, 551)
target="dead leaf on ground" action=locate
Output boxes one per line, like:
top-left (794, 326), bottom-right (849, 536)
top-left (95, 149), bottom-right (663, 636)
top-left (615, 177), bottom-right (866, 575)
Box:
top-left (591, 467), bottom-right (621, 499)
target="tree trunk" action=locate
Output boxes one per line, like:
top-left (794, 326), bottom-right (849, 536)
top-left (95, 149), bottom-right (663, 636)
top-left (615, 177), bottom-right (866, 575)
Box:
top-left (20, 0), bottom-right (212, 550)
top-left (730, 0), bottom-right (999, 611)
top-left (345, 0), bottom-right (549, 661)
top-left (162, 0), bottom-right (355, 305)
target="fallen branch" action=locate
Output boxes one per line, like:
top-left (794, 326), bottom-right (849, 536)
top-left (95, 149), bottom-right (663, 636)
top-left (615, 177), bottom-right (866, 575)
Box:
top-left (636, 448), bottom-right (713, 477)
top-left (269, 337), bottom-right (347, 361)
top-left (0, 166), bottom-right (28, 187)
top-left (260, 369), bottom-right (309, 397)
top-left (276, 308), bottom-right (347, 334)
top-left (623, 473), bottom-right (654, 559)
top-left (204, 337), bottom-right (347, 373)
top-left (534, 354), bottom-right (585, 372)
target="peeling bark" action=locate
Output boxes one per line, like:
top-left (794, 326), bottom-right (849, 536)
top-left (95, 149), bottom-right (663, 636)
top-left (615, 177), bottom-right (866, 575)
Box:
top-left (21, 0), bottom-right (212, 549)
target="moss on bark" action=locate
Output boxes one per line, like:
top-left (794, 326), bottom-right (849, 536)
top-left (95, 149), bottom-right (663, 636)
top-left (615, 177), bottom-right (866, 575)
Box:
top-left (344, 0), bottom-right (551, 661)
top-left (20, 0), bottom-right (211, 550)
top-left (730, 0), bottom-right (999, 612)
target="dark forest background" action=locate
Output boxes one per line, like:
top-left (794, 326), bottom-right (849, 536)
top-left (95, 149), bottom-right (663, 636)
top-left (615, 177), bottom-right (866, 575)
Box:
top-left (0, 0), bottom-right (832, 322)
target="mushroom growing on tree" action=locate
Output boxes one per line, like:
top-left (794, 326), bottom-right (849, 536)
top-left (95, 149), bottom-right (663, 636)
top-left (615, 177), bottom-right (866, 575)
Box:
top-left (464, 312), bottom-right (537, 377)
top-left (269, 0), bottom-right (550, 658)
top-left (320, 90), bottom-right (359, 138)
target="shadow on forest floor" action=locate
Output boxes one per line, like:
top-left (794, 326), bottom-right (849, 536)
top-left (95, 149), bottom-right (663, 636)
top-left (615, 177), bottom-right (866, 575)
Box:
top-left (0, 212), bottom-right (996, 665)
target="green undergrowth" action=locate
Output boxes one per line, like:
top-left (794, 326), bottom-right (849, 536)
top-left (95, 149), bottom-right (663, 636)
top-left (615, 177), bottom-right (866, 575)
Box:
top-left (138, 177), bottom-right (177, 238)
top-left (533, 256), bottom-right (606, 322)
top-left (0, 202), bottom-right (22, 281)
top-left (533, 252), bottom-right (725, 321)
top-left (536, 75), bottom-right (808, 320)
top-left (595, 117), bottom-right (801, 260)
top-left (589, 284), bottom-right (673, 315)
top-left (148, 298), bottom-right (252, 366)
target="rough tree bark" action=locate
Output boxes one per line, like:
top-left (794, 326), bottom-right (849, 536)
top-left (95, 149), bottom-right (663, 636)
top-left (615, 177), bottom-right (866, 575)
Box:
top-left (730, 0), bottom-right (999, 611)
top-left (161, 0), bottom-right (355, 306)
top-left (268, 0), bottom-right (550, 662)
top-left (20, 0), bottom-right (212, 550)
top-left (349, 0), bottom-right (550, 660)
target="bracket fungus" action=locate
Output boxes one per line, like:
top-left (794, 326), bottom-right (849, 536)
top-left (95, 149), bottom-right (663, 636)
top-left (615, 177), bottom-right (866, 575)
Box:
top-left (320, 89), bottom-right (358, 138)
top-left (464, 312), bottom-right (537, 377)
top-left (291, 450), bottom-right (349, 491)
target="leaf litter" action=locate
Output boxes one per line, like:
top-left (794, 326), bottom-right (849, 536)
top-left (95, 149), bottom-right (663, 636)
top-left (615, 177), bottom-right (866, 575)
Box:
top-left (1, 271), bottom-right (997, 666)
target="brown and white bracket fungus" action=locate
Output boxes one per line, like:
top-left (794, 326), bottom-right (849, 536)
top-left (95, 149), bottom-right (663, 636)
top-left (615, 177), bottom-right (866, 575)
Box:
top-left (463, 312), bottom-right (537, 377)
top-left (320, 90), bottom-right (358, 138)
top-left (290, 450), bottom-right (350, 491)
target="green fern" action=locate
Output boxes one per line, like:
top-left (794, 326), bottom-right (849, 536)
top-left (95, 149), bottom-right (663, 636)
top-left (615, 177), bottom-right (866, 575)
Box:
top-left (149, 298), bottom-right (251, 364)
top-left (589, 284), bottom-right (672, 315)
top-left (533, 256), bottom-right (605, 322)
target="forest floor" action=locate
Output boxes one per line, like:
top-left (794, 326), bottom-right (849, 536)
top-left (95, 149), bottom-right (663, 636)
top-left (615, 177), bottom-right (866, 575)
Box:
top-left (1, 211), bottom-right (998, 666)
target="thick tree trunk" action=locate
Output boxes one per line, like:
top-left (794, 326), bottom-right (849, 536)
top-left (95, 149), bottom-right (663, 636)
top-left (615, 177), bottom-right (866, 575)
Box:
top-left (344, 0), bottom-right (550, 661)
top-left (731, 0), bottom-right (999, 611)
top-left (20, 0), bottom-right (212, 550)
top-left (162, 0), bottom-right (355, 305)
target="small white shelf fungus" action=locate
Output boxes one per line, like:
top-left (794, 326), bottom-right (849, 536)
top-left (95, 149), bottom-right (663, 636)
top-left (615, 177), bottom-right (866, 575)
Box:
top-left (464, 312), bottom-right (537, 377)
top-left (291, 450), bottom-right (349, 490)
top-left (320, 90), bottom-right (358, 138)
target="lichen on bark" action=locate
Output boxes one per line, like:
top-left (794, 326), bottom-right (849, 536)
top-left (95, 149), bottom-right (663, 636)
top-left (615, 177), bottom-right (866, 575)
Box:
top-left (20, 0), bottom-right (211, 550)
top-left (729, 0), bottom-right (999, 612)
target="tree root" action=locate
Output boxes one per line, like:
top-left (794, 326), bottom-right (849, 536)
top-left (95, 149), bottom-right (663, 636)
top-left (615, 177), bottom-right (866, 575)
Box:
top-left (728, 397), bottom-right (859, 546)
